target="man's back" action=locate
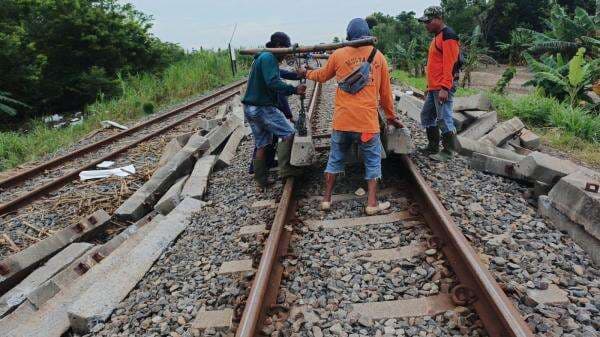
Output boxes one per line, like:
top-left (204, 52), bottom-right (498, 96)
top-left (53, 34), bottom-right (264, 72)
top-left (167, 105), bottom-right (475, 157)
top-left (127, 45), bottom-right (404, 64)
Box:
top-left (426, 26), bottom-right (460, 91)
top-left (307, 46), bottom-right (394, 134)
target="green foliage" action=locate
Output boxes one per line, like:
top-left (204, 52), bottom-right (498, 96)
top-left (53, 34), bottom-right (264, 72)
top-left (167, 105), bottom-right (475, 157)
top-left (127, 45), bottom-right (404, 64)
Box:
top-left (460, 25), bottom-right (498, 88)
top-left (142, 102), bottom-right (155, 115)
top-left (0, 91), bottom-right (29, 117)
top-left (497, 30), bottom-right (534, 65)
top-left (0, 51), bottom-right (244, 171)
top-left (370, 11), bottom-right (428, 60)
top-left (518, 4), bottom-right (599, 58)
top-left (489, 92), bottom-right (600, 143)
top-left (391, 70), bottom-right (479, 97)
top-left (524, 48), bottom-right (600, 106)
top-left (0, 0), bottom-right (185, 120)
top-left (441, 0), bottom-right (490, 36)
top-left (493, 67), bottom-right (517, 94)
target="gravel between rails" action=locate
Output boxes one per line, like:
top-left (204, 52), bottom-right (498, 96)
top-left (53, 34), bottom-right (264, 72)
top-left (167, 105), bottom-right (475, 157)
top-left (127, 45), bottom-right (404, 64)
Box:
top-left (399, 113), bottom-right (600, 337)
top-left (0, 98), bottom-right (233, 259)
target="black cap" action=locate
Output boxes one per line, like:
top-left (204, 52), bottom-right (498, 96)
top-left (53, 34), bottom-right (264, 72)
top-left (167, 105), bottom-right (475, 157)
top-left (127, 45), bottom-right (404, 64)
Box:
top-left (266, 32), bottom-right (291, 48)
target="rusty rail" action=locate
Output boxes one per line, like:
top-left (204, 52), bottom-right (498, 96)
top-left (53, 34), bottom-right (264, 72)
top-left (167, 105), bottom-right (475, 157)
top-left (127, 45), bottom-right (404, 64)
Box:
top-left (0, 89), bottom-right (243, 216)
top-left (0, 79), bottom-right (247, 189)
top-left (399, 155), bottom-right (533, 337)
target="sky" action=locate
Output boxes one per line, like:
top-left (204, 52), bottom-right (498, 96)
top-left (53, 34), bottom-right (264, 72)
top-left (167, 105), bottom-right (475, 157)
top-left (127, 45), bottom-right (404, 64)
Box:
top-left (121, 0), bottom-right (439, 51)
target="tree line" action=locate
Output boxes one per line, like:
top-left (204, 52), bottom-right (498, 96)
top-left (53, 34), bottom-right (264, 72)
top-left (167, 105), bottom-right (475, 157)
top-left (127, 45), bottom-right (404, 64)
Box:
top-left (0, 0), bottom-right (186, 121)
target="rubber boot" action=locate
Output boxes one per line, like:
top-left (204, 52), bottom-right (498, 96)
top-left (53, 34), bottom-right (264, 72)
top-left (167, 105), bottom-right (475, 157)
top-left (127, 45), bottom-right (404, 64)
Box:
top-left (429, 131), bottom-right (455, 162)
top-left (277, 140), bottom-right (303, 179)
top-left (253, 159), bottom-right (271, 188)
top-left (419, 127), bottom-right (440, 154)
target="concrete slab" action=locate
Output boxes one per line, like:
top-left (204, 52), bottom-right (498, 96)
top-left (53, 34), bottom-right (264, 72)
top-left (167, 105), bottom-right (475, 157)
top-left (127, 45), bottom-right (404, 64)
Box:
top-left (456, 136), bottom-right (525, 162)
top-left (0, 209), bottom-right (110, 296)
top-left (506, 138), bottom-right (533, 156)
top-left (532, 180), bottom-right (552, 198)
top-left (479, 117), bottom-right (525, 146)
top-left (192, 309), bottom-right (234, 330)
top-left (350, 294), bottom-right (455, 320)
top-left (206, 118), bottom-right (237, 154)
top-left (304, 212), bottom-right (415, 230)
top-left (198, 118), bottom-right (223, 132)
top-left (462, 110), bottom-right (489, 119)
top-left (175, 133), bottom-right (193, 146)
top-left (68, 198), bottom-right (205, 334)
top-left (216, 127), bottom-right (245, 168)
top-left (239, 225), bottom-right (269, 236)
top-left (459, 111), bottom-right (497, 140)
top-left (0, 211), bottom-right (172, 337)
top-left (0, 243), bottom-right (93, 318)
top-left (538, 196), bottom-right (600, 266)
top-left (397, 94), bottom-right (424, 122)
top-left (357, 243), bottom-right (426, 262)
top-left (27, 214), bottom-right (164, 309)
top-left (519, 129), bottom-right (541, 150)
top-left (181, 155), bottom-right (217, 200)
top-left (514, 151), bottom-right (579, 185)
top-left (154, 175), bottom-right (189, 215)
top-left (548, 170), bottom-right (600, 240)
top-left (217, 259), bottom-right (254, 275)
top-left (453, 93), bottom-right (491, 111)
top-left (469, 153), bottom-right (527, 181)
top-left (526, 284), bottom-right (569, 305)
top-left (115, 133), bottom-right (208, 221)
top-left (453, 112), bottom-right (471, 131)
top-left (157, 139), bottom-right (182, 167)
top-left (385, 126), bottom-right (414, 154)
top-left (291, 136), bottom-right (316, 166)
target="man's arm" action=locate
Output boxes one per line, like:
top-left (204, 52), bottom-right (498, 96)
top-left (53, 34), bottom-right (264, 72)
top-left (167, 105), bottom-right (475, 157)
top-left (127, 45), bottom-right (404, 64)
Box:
top-left (378, 55), bottom-right (396, 121)
top-left (441, 36), bottom-right (460, 91)
top-left (280, 69), bottom-right (301, 81)
top-left (305, 53), bottom-right (337, 83)
top-left (261, 54), bottom-right (297, 95)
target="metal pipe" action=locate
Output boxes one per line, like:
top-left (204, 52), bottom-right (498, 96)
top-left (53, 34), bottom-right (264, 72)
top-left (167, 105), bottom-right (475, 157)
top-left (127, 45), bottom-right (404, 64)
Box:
top-left (399, 154), bottom-right (534, 337)
top-left (235, 178), bottom-right (295, 337)
top-left (239, 37), bottom-right (377, 55)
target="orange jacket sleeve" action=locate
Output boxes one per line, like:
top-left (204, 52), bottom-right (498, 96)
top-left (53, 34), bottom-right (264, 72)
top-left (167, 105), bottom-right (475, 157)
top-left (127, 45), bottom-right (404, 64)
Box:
top-left (378, 54), bottom-right (395, 120)
top-left (306, 53), bottom-right (337, 83)
top-left (441, 38), bottom-right (460, 90)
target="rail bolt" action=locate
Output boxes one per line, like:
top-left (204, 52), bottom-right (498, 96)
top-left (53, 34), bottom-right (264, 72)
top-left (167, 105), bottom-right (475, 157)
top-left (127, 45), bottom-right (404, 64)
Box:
top-left (408, 203), bottom-right (421, 216)
top-left (74, 262), bottom-right (90, 275)
top-left (585, 183), bottom-right (599, 194)
top-left (451, 284), bottom-right (478, 306)
top-left (92, 252), bottom-right (105, 263)
top-left (0, 263), bottom-right (10, 276)
top-left (72, 223), bottom-right (85, 234)
top-left (426, 236), bottom-right (443, 249)
top-left (87, 216), bottom-right (98, 225)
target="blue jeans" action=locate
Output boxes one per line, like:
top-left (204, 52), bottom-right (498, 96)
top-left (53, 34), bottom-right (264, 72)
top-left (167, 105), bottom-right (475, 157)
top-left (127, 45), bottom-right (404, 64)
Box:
top-left (325, 131), bottom-right (383, 180)
top-left (244, 105), bottom-right (295, 149)
top-left (420, 88), bottom-right (456, 133)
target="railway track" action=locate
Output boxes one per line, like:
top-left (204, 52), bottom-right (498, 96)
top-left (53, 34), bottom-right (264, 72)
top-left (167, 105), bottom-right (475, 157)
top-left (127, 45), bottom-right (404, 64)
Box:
top-left (0, 79), bottom-right (247, 216)
top-left (232, 80), bottom-right (534, 336)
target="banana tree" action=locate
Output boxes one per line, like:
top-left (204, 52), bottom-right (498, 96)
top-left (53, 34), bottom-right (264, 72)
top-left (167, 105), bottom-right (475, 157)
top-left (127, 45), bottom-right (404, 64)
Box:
top-left (0, 91), bottom-right (28, 117)
top-left (461, 25), bottom-right (497, 88)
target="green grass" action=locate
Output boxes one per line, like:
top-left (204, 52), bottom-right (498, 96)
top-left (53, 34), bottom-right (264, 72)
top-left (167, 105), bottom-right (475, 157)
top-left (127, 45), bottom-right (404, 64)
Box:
top-left (391, 70), bottom-right (479, 97)
top-left (0, 51), bottom-right (245, 171)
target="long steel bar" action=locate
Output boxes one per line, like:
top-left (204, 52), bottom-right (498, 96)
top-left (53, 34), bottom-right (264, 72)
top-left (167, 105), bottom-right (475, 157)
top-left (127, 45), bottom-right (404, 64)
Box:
top-left (0, 79), bottom-right (247, 189)
top-left (235, 178), bottom-right (295, 337)
top-left (400, 154), bottom-right (533, 337)
top-left (0, 90), bottom-right (241, 216)
top-left (239, 37), bottom-right (376, 55)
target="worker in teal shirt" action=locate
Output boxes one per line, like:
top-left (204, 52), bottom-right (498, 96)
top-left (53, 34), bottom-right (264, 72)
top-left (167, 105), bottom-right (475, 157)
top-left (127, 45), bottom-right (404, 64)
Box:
top-left (242, 32), bottom-right (306, 189)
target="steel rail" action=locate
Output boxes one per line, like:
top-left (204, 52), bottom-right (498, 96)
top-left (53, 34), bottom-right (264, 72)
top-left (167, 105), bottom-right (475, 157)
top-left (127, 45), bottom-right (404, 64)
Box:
top-left (399, 154), bottom-right (534, 337)
top-left (0, 90), bottom-right (242, 216)
top-left (239, 37), bottom-right (377, 55)
top-left (0, 79), bottom-right (247, 189)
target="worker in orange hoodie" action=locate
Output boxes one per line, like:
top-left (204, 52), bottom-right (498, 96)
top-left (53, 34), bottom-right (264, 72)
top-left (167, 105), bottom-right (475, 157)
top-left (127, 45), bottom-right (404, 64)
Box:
top-left (298, 18), bottom-right (403, 216)
top-left (418, 6), bottom-right (461, 162)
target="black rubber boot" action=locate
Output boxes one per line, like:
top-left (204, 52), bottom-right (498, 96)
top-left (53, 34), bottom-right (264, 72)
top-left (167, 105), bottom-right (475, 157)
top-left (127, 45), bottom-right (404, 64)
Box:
top-left (253, 159), bottom-right (271, 188)
top-left (277, 140), bottom-right (303, 179)
top-left (419, 126), bottom-right (440, 154)
top-left (429, 131), bottom-right (456, 162)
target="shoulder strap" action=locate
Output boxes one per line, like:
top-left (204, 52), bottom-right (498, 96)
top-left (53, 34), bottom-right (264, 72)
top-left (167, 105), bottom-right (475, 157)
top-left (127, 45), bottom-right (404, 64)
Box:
top-left (367, 47), bottom-right (378, 64)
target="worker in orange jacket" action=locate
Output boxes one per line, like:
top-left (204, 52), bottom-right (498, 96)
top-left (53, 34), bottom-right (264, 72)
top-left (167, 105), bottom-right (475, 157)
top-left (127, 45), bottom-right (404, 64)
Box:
top-left (418, 6), bottom-right (461, 161)
top-left (298, 18), bottom-right (403, 216)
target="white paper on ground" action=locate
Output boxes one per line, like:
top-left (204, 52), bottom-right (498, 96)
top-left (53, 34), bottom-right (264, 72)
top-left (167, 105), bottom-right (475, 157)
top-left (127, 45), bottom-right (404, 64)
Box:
top-left (96, 161), bottom-right (115, 168)
top-left (79, 165), bottom-right (136, 181)
top-left (100, 120), bottom-right (128, 130)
